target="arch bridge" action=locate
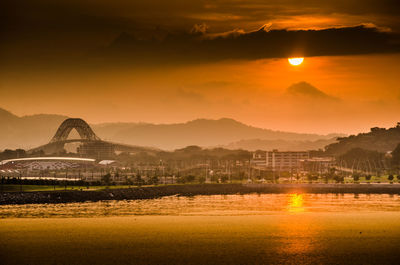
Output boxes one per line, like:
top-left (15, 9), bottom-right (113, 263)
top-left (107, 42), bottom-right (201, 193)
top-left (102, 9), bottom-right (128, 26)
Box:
top-left (29, 118), bottom-right (153, 159)
top-left (50, 118), bottom-right (100, 143)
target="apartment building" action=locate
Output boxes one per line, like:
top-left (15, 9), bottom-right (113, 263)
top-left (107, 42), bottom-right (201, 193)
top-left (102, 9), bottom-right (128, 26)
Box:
top-left (252, 150), bottom-right (310, 172)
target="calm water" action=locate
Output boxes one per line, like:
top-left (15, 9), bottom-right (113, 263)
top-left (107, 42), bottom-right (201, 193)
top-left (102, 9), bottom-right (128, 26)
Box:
top-left (1, 193), bottom-right (400, 218)
top-left (1, 194), bottom-right (400, 265)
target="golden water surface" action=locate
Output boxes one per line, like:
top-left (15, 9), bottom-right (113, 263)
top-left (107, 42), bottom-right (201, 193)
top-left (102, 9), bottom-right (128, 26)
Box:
top-left (1, 193), bottom-right (400, 265)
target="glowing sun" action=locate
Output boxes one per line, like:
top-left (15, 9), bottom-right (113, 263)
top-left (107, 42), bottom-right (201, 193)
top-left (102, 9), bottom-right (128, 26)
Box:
top-left (288, 57), bottom-right (304, 66)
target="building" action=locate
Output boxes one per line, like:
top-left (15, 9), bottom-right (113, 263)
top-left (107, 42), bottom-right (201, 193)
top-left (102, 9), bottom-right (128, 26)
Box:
top-left (252, 150), bottom-right (309, 172)
top-left (77, 141), bottom-right (115, 159)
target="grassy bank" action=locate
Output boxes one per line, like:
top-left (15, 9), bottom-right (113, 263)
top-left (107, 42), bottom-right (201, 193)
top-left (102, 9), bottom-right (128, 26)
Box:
top-left (2, 175), bottom-right (400, 193)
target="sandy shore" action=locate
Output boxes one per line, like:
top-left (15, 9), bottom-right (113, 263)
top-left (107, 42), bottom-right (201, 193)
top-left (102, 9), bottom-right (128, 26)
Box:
top-left (1, 214), bottom-right (400, 265)
top-left (1, 183), bottom-right (400, 205)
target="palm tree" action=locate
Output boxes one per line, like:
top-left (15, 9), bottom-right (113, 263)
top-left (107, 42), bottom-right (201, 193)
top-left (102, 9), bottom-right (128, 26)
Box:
top-left (352, 173), bottom-right (360, 183)
top-left (388, 174), bottom-right (394, 183)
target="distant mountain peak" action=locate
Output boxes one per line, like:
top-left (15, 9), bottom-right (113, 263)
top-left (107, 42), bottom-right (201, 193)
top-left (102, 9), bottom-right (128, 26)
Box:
top-left (187, 117), bottom-right (246, 126)
top-left (0, 107), bottom-right (18, 119)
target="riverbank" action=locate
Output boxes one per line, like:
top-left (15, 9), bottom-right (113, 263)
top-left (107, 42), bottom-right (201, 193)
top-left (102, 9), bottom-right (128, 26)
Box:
top-left (1, 183), bottom-right (400, 205)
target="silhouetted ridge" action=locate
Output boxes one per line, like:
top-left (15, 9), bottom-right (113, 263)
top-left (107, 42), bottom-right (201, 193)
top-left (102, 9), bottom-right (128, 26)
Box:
top-left (325, 124), bottom-right (400, 155)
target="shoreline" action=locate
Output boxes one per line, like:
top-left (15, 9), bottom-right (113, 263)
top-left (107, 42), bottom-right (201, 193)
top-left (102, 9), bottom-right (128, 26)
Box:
top-left (1, 183), bottom-right (400, 205)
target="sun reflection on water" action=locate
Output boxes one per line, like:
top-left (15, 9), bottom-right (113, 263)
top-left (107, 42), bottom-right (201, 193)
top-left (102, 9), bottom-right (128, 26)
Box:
top-left (274, 215), bottom-right (318, 257)
top-left (287, 193), bottom-right (305, 213)
top-left (275, 193), bottom-right (317, 259)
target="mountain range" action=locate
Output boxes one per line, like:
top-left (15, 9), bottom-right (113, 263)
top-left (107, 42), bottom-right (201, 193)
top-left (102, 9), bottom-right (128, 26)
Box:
top-left (0, 108), bottom-right (342, 151)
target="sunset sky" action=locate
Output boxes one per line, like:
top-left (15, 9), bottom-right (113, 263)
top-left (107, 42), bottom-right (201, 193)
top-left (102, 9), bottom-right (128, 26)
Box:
top-left (1, 0), bottom-right (400, 134)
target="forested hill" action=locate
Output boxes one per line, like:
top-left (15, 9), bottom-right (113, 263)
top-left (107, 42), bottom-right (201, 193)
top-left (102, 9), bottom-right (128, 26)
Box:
top-left (325, 123), bottom-right (400, 155)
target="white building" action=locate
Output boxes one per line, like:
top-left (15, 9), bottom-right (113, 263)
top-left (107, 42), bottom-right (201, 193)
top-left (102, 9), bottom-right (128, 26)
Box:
top-left (252, 150), bottom-right (309, 172)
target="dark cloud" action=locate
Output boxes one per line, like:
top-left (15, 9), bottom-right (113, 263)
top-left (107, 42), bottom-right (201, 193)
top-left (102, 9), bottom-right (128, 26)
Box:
top-left (190, 23), bottom-right (209, 35)
top-left (287, 82), bottom-right (339, 101)
top-left (3, 1), bottom-right (399, 34)
top-left (1, 0), bottom-right (399, 69)
top-left (103, 25), bottom-right (400, 65)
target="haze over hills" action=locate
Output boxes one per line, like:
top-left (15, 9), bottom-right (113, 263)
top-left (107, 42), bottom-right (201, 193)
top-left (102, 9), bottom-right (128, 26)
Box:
top-left (0, 108), bottom-right (68, 150)
top-left (222, 138), bottom-right (338, 152)
top-left (92, 118), bottom-right (342, 150)
top-left (0, 108), bottom-right (343, 151)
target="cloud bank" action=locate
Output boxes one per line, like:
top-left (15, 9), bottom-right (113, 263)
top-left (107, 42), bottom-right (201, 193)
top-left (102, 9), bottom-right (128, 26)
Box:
top-left (104, 25), bottom-right (400, 65)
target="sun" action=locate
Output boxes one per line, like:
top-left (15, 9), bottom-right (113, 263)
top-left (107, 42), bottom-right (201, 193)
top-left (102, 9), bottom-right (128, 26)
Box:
top-left (288, 57), bottom-right (304, 66)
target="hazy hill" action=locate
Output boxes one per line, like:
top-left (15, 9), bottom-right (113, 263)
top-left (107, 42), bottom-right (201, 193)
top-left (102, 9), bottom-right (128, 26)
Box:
top-left (325, 124), bottom-right (400, 155)
top-left (0, 108), bottom-right (342, 151)
top-left (92, 118), bottom-right (341, 150)
top-left (0, 108), bottom-right (67, 150)
top-left (222, 138), bottom-right (338, 152)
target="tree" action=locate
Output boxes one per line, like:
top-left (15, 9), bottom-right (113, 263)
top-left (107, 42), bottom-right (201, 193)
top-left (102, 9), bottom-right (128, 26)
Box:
top-left (185, 175), bottom-right (195, 183)
top-left (177, 175), bottom-right (185, 184)
top-left (333, 174), bottom-right (344, 183)
top-left (295, 174), bottom-right (301, 183)
top-left (392, 143), bottom-right (400, 166)
top-left (125, 176), bottom-right (134, 187)
top-left (238, 171), bottom-right (245, 181)
top-left (306, 174), bottom-right (314, 184)
top-left (388, 174), bottom-right (394, 182)
top-left (198, 176), bottom-right (206, 184)
top-left (148, 175), bottom-right (159, 185)
top-left (220, 175), bottom-right (228, 183)
top-left (134, 174), bottom-right (143, 186)
top-left (352, 174), bottom-right (360, 182)
top-left (114, 172), bottom-right (120, 183)
top-left (274, 172), bottom-right (280, 183)
top-left (322, 173), bottom-right (329, 184)
top-left (101, 173), bottom-right (111, 188)
top-left (211, 175), bottom-right (219, 183)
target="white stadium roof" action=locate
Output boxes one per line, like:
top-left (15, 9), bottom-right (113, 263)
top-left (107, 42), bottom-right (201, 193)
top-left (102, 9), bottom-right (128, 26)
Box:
top-left (0, 157), bottom-right (95, 165)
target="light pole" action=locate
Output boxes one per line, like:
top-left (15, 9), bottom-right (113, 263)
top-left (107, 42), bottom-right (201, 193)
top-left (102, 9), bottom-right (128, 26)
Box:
top-left (65, 168), bottom-right (68, 191)
top-left (19, 171), bottom-right (22, 192)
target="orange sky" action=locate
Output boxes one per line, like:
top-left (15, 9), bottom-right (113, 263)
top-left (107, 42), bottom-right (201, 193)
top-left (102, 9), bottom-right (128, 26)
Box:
top-left (1, 54), bottom-right (399, 134)
top-left (1, 0), bottom-right (400, 135)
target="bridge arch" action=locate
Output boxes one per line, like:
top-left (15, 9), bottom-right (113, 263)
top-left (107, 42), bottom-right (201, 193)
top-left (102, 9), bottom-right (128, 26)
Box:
top-left (50, 118), bottom-right (100, 143)
top-left (29, 117), bottom-right (147, 159)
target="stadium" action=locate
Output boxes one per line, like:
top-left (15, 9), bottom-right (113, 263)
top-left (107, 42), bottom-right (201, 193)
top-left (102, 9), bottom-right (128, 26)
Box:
top-left (0, 157), bottom-right (96, 172)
